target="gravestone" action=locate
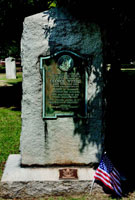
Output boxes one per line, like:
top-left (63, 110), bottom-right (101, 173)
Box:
top-left (5, 57), bottom-right (16, 79)
top-left (0, 8), bottom-right (104, 198)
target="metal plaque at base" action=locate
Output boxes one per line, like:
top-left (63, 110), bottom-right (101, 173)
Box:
top-left (59, 168), bottom-right (78, 180)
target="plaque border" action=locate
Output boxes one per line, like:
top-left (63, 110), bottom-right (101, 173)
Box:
top-left (40, 50), bottom-right (88, 119)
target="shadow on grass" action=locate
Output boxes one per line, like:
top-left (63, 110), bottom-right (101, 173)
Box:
top-left (0, 81), bottom-right (22, 111)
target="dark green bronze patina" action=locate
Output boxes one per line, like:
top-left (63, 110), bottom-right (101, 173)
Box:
top-left (40, 51), bottom-right (88, 119)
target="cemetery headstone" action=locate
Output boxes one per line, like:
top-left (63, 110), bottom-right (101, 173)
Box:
top-left (0, 8), bottom-right (104, 198)
top-left (5, 57), bottom-right (16, 79)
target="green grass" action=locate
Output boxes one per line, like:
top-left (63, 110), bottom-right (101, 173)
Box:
top-left (0, 107), bottom-right (21, 178)
top-left (6, 72), bottom-right (22, 84)
top-left (121, 68), bottom-right (135, 70)
top-left (0, 72), bottom-right (22, 82)
top-left (0, 72), bottom-right (22, 178)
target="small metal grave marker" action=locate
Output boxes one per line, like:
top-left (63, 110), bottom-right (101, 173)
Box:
top-left (40, 50), bottom-right (88, 119)
top-left (59, 168), bottom-right (78, 179)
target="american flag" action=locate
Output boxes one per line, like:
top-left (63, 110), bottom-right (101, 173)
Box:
top-left (94, 153), bottom-right (122, 197)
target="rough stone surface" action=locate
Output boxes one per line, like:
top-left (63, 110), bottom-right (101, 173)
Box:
top-left (0, 181), bottom-right (103, 199)
top-left (1, 155), bottom-right (95, 182)
top-left (0, 154), bottom-right (103, 199)
top-left (20, 8), bottom-right (104, 165)
top-left (5, 57), bottom-right (16, 79)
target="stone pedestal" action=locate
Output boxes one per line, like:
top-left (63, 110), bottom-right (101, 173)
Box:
top-left (0, 154), bottom-right (103, 199)
top-left (5, 57), bottom-right (16, 79)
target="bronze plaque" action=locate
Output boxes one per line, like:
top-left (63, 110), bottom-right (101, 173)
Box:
top-left (59, 168), bottom-right (78, 179)
top-left (40, 51), bottom-right (87, 119)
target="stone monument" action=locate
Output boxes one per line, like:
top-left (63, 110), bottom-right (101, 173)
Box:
top-left (0, 8), bottom-right (104, 198)
top-left (5, 57), bottom-right (16, 79)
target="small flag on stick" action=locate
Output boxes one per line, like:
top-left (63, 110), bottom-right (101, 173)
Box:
top-left (94, 153), bottom-right (122, 197)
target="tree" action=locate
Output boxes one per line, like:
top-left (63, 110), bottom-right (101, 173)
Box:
top-left (0, 0), bottom-right (53, 58)
top-left (54, 1), bottom-right (135, 64)
top-left (1, 0), bottom-right (135, 65)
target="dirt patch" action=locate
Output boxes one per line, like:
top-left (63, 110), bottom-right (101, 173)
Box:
top-left (0, 80), bottom-right (13, 87)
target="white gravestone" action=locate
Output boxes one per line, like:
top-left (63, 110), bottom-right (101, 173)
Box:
top-left (5, 57), bottom-right (16, 79)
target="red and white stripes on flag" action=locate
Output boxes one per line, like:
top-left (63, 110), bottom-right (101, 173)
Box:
top-left (94, 153), bottom-right (122, 197)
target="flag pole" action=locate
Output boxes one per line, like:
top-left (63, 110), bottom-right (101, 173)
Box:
top-left (90, 178), bottom-right (95, 195)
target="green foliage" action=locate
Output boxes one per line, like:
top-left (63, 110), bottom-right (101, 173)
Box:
top-left (5, 40), bottom-right (19, 58)
top-left (0, 0), bottom-right (53, 58)
top-left (48, 0), bottom-right (56, 8)
top-left (52, 1), bottom-right (135, 63)
top-left (0, 0), bottom-right (135, 63)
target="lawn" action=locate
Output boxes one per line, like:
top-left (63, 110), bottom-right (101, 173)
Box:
top-left (0, 72), bottom-right (22, 86)
top-left (0, 107), bottom-right (21, 178)
top-left (0, 72), bottom-right (22, 178)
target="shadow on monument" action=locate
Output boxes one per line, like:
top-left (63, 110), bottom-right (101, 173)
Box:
top-left (42, 8), bottom-right (135, 195)
top-left (42, 8), bottom-right (104, 163)
top-left (73, 72), bottom-right (103, 162)
top-left (0, 82), bottom-right (22, 110)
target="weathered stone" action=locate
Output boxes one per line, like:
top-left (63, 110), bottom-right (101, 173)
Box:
top-left (5, 57), bottom-right (16, 79)
top-left (20, 8), bottom-right (104, 166)
top-left (0, 154), bottom-right (103, 199)
top-left (0, 181), bottom-right (103, 199)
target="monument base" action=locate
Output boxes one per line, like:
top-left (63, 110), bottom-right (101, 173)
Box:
top-left (0, 154), bottom-right (103, 199)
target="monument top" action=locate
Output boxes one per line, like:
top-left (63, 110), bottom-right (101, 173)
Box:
top-left (22, 8), bottom-right (102, 58)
